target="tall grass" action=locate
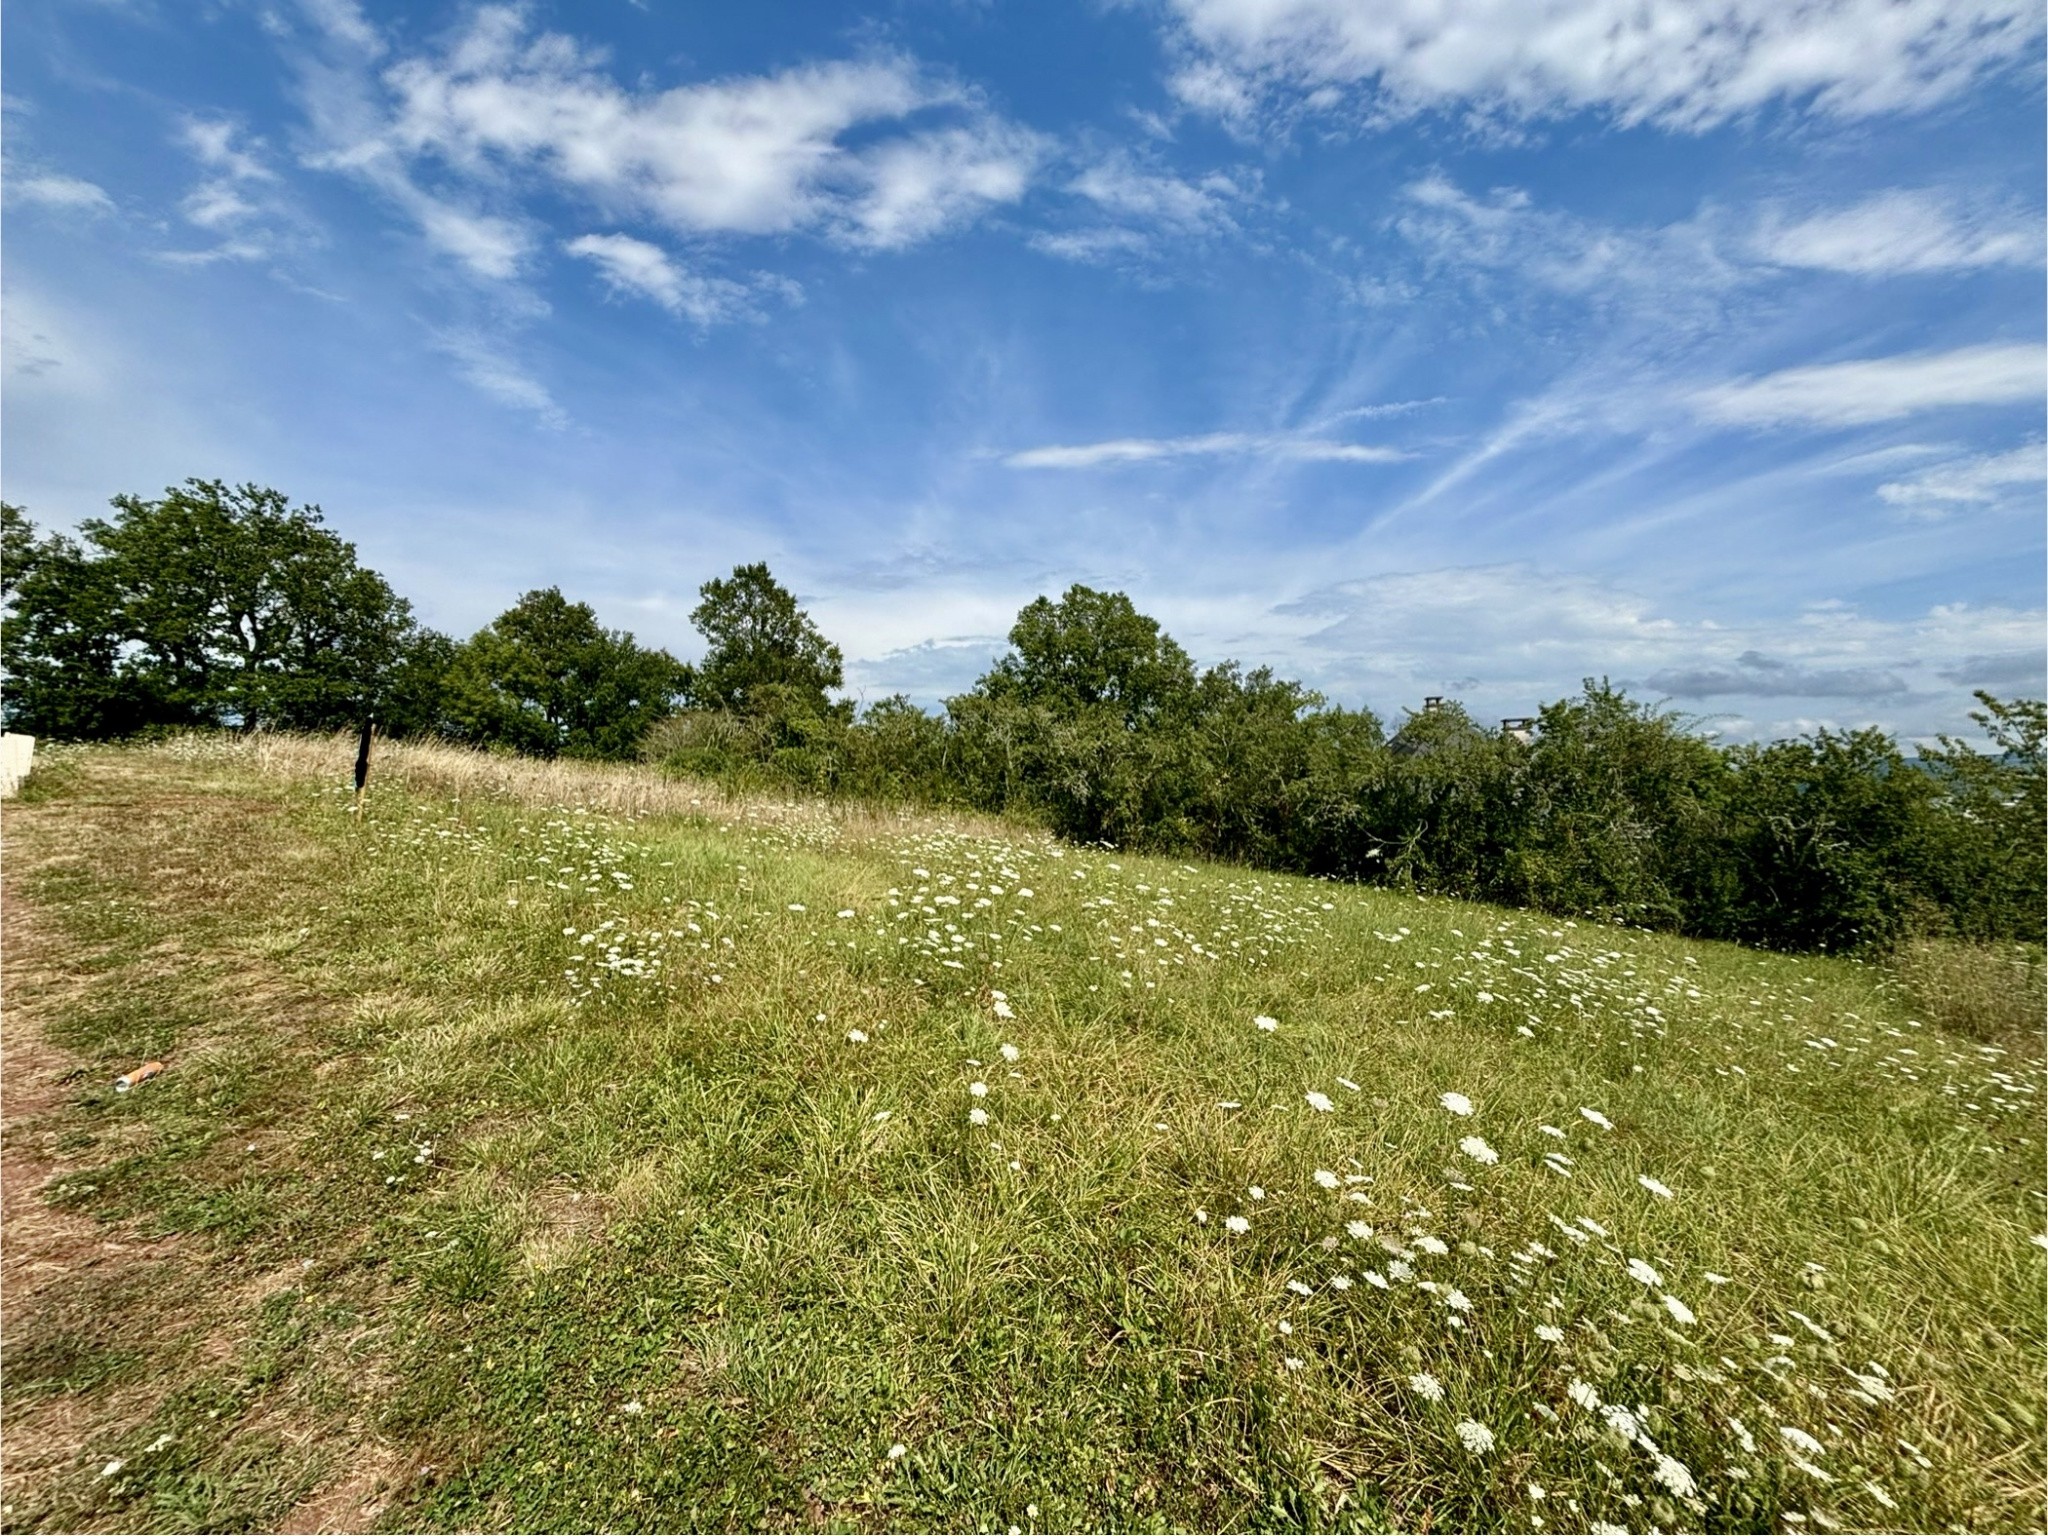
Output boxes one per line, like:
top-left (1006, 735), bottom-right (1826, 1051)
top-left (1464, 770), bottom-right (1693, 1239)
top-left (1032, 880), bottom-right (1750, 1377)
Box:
top-left (3, 734), bottom-right (2041, 1533)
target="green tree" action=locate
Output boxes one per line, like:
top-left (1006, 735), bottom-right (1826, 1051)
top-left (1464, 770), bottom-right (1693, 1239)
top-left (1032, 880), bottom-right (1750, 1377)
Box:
top-left (981, 585), bottom-right (1195, 727)
top-left (448, 588), bottom-right (690, 759)
top-left (1510, 681), bottom-right (1733, 930)
top-left (1, 482), bottom-right (423, 737)
top-left (690, 563), bottom-right (845, 718)
top-left (1917, 692), bottom-right (2047, 943)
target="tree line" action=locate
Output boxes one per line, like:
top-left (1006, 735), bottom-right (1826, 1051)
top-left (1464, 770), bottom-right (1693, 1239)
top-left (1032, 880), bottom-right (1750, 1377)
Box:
top-left (5, 480), bottom-right (2041, 955)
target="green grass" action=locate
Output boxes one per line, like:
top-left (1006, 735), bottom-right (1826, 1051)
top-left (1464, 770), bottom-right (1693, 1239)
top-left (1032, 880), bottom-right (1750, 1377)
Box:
top-left (2, 735), bottom-right (2042, 1533)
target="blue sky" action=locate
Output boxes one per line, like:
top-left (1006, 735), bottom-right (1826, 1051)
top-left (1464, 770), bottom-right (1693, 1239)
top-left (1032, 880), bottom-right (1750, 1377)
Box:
top-left (5, 0), bottom-right (2043, 742)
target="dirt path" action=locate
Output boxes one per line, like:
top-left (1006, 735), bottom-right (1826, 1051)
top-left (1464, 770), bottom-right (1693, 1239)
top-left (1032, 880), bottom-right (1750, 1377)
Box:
top-left (2, 785), bottom-right (407, 1533)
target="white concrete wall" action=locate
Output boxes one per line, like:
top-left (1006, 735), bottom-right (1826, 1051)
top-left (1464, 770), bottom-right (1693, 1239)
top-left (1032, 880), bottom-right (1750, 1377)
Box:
top-left (0, 733), bottom-right (36, 798)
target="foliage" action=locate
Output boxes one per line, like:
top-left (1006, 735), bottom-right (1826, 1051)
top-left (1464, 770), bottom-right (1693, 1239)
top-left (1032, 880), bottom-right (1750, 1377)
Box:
top-left (446, 587), bottom-right (690, 760)
top-left (650, 582), bottom-right (2045, 957)
top-left (1, 483), bottom-right (425, 737)
top-left (689, 562), bottom-right (845, 719)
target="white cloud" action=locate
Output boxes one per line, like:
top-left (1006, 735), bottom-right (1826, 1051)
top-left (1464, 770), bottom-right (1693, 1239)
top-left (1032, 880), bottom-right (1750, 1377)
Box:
top-left (1004, 432), bottom-right (1411, 468)
top-left (1070, 156), bottom-right (1236, 231)
top-left (1274, 563), bottom-right (2043, 736)
top-left (563, 233), bottom-right (752, 323)
top-left (1754, 190), bottom-right (2042, 274)
top-left (7, 174), bottom-right (114, 213)
top-left (838, 123), bottom-right (1041, 249)
top-left (1162, 0), bottom-right (2044, 130)
top-left (1695, 344), bottom-right (2043, 428)
top-left (371, 8), bottom-right (1037, 251)
top-left (1029, 227), bottom-right (1153, 263)
top-left (432, 329), bottom-right (565, 427)
top-left (182, 118), bottom-right (275, 183)
top-left (1877, 442), bottom-right (2045, 515)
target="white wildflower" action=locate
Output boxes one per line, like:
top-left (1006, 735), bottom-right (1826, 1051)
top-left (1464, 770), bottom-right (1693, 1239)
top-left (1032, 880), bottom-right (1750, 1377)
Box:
top-left (1304, 1090), bottom-right (1335, 1113)
top-left (1780, 1425), bottom-right (1825, 1457)
top-left (992, 999), bottom-right (1016, 1020)
top-left (1283, 1356), bottom-right (1304, 1370)
top-left (1864, 1482), bottom-right (1897, 1511)
top-left (1661, 1293), bottom-right (1696, 1325)
top-left (1346, 1220), bottom-right (1372, 1240)
top-left (1625, 1257), bottom-right (1663, 1287)
top-left (1580, 1107), bottom-right (1613, 1129)
top-left (1330, 1274), bottom-right (1352, 1291)
top-left (1539, 1124), bottom-right (1565, 1139)
top-left (968, 1107), bottom-right (989, 1126)
top-left (1651, 1456), bottom-right (1697, 1499)
top-left (1567, 1380), bottom-right (1601, 1411)
top-left (1249, 1185), bottom-right (1265, 1201)
top-left (1536, 1324), bottom-right (1565, 1343)
top-left (1638, 1174), bottom-right (1675, 1200)
top-left (1254, 1015), bottom-right (1280, 1032)
top-left (968, 1081), bottom-right (988, 1097)
top-left (1287, 1280), bottom-right (1313, 1296)
top-left (1459, 1136), bottom-right (1499, 1165)
top-left (846, 1029), bottom-right (869, 1044)
top-left (1314, 1169), bottom-right (1341, 1190)
top-left (1225, 1215), bottom-right (1250, 1234)
top-left (887, 1442), bottom-right (907, 1460)
top-left (1440, 1092), bottom-right (1475, 1116)
top-left (999, 1043), bottom-right (1020, 1062)
top-left (1454, 1419), bottom-right (1495, 1454)
top-left (1194, 1208), bottom-right (1208, 1225)
top-left (1409, 1372), bottom-right (1444, 1401)
top-left (1704, 1271), bottom-right (1732, 1285)
top-left (100, 1460), bottom-right (124, 1479)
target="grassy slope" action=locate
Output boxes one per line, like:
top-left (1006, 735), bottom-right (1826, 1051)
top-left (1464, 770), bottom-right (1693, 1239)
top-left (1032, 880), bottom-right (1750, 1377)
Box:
top-left (1, 737), bottom-right (2041, 1534)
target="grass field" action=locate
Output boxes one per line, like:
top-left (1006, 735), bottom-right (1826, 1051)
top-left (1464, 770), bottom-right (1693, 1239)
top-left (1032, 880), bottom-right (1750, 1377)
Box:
top-left (2, 735), bottom-right (2042, 1534)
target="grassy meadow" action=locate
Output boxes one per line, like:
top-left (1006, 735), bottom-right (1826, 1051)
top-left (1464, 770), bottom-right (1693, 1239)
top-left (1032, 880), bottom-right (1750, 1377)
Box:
top-left (1, 735), bottom-right (2042, 1534)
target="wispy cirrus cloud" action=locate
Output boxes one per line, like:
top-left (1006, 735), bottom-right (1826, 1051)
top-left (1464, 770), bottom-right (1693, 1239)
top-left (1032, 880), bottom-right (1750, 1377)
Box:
top-left (1752, 189), bottom-right (2043, 275)
top-left (563, 233), bottom-right (761, 325)
top-left (1877, 442), bottom-right (2045, 515)
top-left (1694, 344), bottom-right (2043, 428)
top-left (1160, 0), bottom-right (2044, 131)
top-left (431, 329), bottom-right (565, 429)
top-left (6, 173), bottom-right (114, 213)
top-left (1003, 431), bottom-right (1411, 468)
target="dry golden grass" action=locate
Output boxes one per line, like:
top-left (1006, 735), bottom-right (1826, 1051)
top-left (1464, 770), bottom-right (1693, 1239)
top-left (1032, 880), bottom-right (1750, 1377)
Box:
top-left (239, 731), bottom-right (1019, 843)
top-left (1889, 935), bottom-right (2047, 1055)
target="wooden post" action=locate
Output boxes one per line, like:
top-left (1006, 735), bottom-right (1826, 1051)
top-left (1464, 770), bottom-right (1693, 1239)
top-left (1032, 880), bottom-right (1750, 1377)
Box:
top-left (353, 716), bottom-right (373, 815)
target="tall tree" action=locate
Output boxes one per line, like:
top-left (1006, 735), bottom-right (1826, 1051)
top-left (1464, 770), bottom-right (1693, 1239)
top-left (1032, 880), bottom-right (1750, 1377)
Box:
top-left (448, 588), bottom-right (690, 759)
top-left (980, 585), bottom-right (1196, 728)
top-left (689, 562), bottom-right (844, 718)
top-left (1, 482), bottom-right (423, 737)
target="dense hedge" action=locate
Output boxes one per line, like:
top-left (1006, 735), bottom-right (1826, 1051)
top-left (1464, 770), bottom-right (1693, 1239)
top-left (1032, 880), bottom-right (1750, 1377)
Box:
top-left (648, 587), bottom-right (2045, 956)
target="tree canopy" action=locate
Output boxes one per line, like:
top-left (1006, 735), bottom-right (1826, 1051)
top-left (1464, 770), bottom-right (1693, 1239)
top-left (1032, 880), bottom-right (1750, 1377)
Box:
top-left (689, 562), bottom-right (844, 718)
top-left (2, 482), bottom-right (428, 737)
top-left (447, 588), bottom-right (691, 759)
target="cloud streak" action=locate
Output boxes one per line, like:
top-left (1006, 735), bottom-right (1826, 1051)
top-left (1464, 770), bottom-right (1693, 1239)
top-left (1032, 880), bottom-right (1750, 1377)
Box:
top-left (1004, 432), bottom-right (1412, 468)
top-left (1161, 0), bottom-right (2044, 131)
top-left (1694, 344), bottom-right (2043, 428)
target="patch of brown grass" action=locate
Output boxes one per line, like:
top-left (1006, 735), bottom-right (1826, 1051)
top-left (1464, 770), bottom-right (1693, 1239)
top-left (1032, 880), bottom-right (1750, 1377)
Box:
top-left (230, 730), bottom-right (1024, 844)
top-left (1888, 936), bottom-right (2047, 1056)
